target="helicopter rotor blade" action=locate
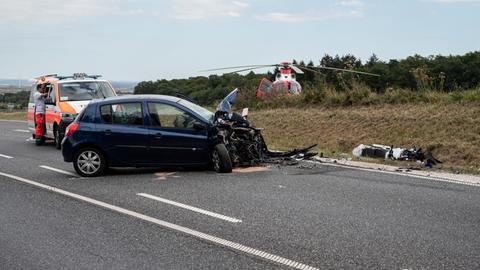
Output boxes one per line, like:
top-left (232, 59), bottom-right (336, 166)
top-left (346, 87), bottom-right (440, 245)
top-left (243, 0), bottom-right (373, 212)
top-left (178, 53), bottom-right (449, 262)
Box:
top-left (199, 65), bottom-right (275, 72)
top-left (223, 66), bottom-right (276, 75)
top-left (294, 65), bottom-right (322, 74)
top-left (317, 66), bottom-right (380, 77)
top-left (296, 65), bottom-right (380, 77)
top-left (290, 65), bottom-right (304, 74)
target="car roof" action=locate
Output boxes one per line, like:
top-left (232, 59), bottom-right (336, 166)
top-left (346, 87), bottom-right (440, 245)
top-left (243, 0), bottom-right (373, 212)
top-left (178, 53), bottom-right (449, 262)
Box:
top-left (58, 79), bottom-right (109, 84)
top-left (90, 94), bottom-right (182, 105)
top-left (34, 78), bottom-right (109, 85)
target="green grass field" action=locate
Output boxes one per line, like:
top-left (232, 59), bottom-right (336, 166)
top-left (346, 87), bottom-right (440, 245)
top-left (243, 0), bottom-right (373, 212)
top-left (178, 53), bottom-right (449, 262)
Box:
top-left (249, 103), bottom-right (480, 174)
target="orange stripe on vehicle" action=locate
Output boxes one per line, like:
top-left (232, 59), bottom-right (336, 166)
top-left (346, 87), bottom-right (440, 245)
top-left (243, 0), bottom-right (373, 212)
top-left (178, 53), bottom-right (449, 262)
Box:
top-left (58, 102), bottom-right (76, 114)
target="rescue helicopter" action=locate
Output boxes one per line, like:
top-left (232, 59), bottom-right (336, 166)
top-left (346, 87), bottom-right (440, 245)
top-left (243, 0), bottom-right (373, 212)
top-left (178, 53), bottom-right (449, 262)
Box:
top-left (201, 61), bottom-right (380, 99)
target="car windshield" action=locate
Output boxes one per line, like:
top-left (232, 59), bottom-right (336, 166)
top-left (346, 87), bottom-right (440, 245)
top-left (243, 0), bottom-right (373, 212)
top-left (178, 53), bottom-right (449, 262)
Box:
top-left (58, 81), bottom-right (115, 102)
top-left (177, 99), bottom-right (214, 123)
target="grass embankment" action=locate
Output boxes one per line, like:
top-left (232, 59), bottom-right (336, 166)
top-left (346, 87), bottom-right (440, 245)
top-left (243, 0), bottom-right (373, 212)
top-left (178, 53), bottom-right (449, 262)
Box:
top-left (0, 112), bottom-right (26, 121)
top-left (250, 103), bottom-right (480, 174)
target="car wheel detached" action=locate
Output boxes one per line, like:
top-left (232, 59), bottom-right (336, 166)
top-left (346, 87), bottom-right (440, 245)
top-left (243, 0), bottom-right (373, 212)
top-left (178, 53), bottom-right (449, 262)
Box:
top-left (212, 144), bottom-right (232, 173)
top-left (73, 148), bottom-right (107, 177)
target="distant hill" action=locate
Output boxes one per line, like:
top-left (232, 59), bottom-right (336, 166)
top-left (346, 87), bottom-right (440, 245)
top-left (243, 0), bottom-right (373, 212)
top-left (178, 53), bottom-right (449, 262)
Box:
top-left (0, 79), bottom-right (31, 87)
top-left (110, 81), bottom-right (138, 92)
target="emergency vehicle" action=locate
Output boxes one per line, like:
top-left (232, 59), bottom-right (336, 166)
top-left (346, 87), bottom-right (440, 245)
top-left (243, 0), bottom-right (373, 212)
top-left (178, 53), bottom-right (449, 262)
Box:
top-left (27, 73), bottom-right (117, 149)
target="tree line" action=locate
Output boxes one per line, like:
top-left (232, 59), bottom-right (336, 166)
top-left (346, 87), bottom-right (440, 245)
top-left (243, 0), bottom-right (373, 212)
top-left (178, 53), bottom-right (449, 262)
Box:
top-left (0, 91), bottom-right (30, 110)
top-left (134, 51), bottom-right (480, 106)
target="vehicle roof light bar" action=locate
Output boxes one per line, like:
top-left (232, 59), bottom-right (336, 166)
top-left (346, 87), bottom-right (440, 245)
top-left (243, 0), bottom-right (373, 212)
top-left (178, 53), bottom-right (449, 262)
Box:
top-left (34, 74), bottom-right (58, 80)
top-left (55, 73), bottom-right (103, 80)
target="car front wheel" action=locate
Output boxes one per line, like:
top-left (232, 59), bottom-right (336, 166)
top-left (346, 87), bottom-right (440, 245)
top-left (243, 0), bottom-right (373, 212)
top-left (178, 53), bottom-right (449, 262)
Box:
top-left (73, 147), bottom-right (107, 177)
top-left (212, 144), bottom-right (232, 173)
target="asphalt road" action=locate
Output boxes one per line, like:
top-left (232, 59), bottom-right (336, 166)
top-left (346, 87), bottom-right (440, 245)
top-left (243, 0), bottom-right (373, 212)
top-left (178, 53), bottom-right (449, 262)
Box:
top-left (0, 120), bottom-right (479, 270)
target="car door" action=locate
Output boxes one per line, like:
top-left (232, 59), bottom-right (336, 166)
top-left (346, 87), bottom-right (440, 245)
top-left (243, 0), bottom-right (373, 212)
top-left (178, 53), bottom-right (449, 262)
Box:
top-left (97, 102), bottom-right (150, 165)
top-left (147, 102), bottom-right (209, 165)
top-left (44, 83), bottom-right (56, 137)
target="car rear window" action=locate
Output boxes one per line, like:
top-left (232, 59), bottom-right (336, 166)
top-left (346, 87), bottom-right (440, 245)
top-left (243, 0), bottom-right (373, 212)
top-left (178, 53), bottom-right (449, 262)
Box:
top-left (100, 102), bottom-right (144, 126)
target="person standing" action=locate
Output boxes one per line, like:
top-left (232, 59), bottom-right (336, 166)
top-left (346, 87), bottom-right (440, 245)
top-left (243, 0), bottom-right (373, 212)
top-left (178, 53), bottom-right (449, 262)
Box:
top-left (34, 83), bottom-right (48, 146)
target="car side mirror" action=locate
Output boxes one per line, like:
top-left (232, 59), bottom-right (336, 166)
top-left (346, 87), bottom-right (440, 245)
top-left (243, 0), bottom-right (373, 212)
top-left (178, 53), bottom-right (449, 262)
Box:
top-left (45, 98), bottom-right (55, 105)
top-left (193, 122), bottom-right (206, 131)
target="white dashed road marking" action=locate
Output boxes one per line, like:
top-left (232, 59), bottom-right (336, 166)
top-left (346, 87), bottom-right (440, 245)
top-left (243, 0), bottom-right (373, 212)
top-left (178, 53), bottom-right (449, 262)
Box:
top-left (14, 129), bottom-right (30, 133)
top-left (39, 165), bottom-right (77, 177)
top-left (0, 171), bottom-right (319, 270)
top-left (0, 154), bottom-right (13, 159)
top-left (138, 193), bottom-right (242, 223)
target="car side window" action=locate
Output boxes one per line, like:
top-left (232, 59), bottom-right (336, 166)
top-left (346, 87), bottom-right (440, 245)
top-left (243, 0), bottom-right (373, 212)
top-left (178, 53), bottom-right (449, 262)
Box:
top-left (100, 102), bottom-right (143, 125)
top-left (100, 104), bottom-right (112, 123)
top-left (48, 84), bottom-right (56, 104)
top-left (148, 102), bottom-right (196, 129)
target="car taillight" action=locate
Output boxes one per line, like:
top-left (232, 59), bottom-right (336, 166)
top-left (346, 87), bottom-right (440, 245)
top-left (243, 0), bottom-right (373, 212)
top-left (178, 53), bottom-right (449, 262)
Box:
top-left (65, 123), bottom-right (79, 137)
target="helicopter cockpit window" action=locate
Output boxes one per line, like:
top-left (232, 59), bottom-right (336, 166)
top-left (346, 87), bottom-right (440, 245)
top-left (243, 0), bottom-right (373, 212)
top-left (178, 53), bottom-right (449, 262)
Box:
top-left (289, 82), bottom-right (302, 94)
top-left (272, 82), bottom-right (288, 94)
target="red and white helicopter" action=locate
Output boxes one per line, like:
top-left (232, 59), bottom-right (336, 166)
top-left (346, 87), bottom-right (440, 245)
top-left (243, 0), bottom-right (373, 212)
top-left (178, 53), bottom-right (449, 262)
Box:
top-left (202, 61), bottom-right (379, 99)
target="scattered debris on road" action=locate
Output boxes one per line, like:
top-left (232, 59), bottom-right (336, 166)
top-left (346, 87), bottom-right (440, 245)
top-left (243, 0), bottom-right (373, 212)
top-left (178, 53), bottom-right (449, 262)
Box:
top-left (352, 144), bottom-right (441, 167)
top-left (232, 166), bottom-right (271, 173)
top-left (215, 89), bottom-right (317, 168)
top-left (154, 172), bottom-right (177, 181)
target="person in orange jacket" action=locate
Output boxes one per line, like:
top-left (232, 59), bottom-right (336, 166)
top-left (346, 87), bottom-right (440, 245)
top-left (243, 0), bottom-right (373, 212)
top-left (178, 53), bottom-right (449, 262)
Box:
top-left (34, 83), bottom-right (48, 146)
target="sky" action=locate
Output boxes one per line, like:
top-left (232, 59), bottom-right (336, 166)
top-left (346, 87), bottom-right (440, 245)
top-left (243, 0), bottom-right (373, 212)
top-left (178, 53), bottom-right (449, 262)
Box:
top-left (0, 0), bottom-right (479, 81)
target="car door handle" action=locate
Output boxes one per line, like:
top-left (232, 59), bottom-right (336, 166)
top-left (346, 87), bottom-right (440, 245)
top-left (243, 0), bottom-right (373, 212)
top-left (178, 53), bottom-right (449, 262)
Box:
top-left (104, 129), bottom-right (112, 136)
top-left (154, 133), bottom-right (162, 139)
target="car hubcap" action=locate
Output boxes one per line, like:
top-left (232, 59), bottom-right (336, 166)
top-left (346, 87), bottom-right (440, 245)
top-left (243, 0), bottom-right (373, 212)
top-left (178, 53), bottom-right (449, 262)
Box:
top-left (212, 150), bottom-right (220, 171)
top-left (77, 151), bottom-right (101, 174)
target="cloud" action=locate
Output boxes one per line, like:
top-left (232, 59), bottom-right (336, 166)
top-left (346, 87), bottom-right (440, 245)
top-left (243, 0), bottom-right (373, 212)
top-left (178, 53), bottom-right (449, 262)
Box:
top-left (428, 0), bottom-right (480, 3)
top-left (255, 0), bottom-right (365, 23)
top-left (0, 0), bottom-right (123, 26)
top-left (338, 0), bottom-right (363, 7)
top-left (170, 0), bottom-right (249, 20)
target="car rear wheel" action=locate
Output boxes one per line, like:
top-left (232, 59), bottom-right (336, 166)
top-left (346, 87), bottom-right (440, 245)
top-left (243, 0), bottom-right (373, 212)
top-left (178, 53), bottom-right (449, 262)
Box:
top-left (73, 147), bottom-right (107, 177)
top-left (212, 144), bottom-right (232, 173)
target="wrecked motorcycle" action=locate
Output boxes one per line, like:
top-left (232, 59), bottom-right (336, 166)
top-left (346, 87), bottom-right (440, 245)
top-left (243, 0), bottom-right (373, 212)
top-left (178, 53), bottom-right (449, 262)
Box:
top-left (352, 144), bottom-right (441, 167)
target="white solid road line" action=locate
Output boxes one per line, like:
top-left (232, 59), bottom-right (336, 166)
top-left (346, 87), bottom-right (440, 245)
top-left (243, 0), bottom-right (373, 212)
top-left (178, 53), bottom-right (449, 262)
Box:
top-left (0, 171), bottom-right (319, 270)
top-left (138, 193), bottom-right (242, 223)
top-left (305, 160), bottom-right (480, 187)
top-left (39, 165), bottom-right (77, 177)
top-left (14, 129), bottom-right (30, 133)
top-left (0, 154), bottom-right (13, 159)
